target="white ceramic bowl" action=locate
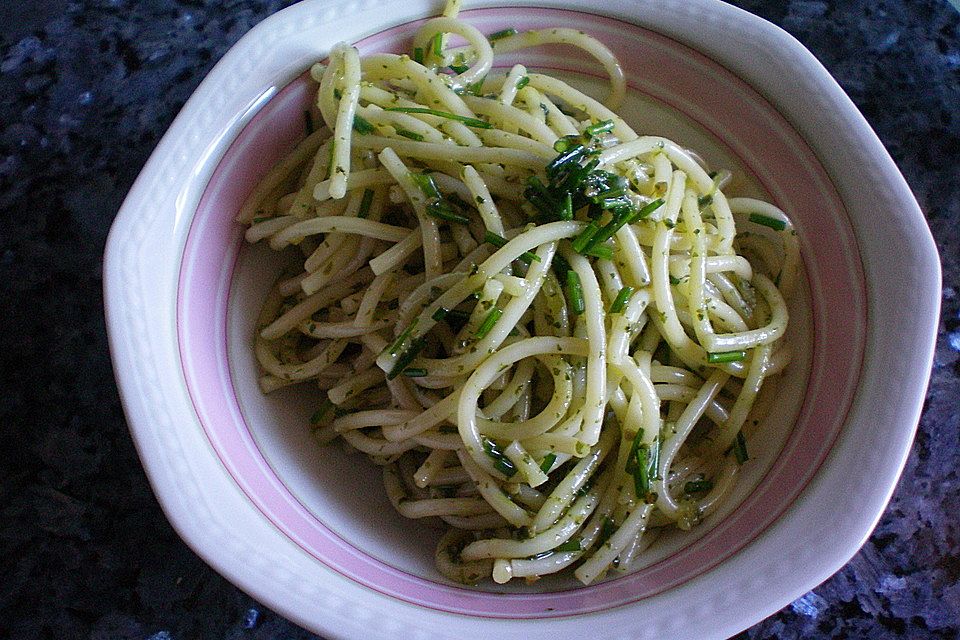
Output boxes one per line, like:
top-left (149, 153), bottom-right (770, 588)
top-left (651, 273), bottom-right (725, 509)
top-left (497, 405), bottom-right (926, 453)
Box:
top-left (104, 1), bottom-right (941, 638)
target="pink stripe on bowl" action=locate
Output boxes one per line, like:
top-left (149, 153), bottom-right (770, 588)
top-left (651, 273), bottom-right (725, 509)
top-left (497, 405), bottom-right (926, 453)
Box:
top-left (176, 8), bottom-right (866, 619)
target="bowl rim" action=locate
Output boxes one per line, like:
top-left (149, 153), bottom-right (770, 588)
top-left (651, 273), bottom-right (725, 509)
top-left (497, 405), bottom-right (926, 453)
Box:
top-left (103, 0), bottom-right (941, 638)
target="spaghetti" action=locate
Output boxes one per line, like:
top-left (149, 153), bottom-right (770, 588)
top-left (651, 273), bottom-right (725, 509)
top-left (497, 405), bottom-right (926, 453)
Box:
top-left (240, 0), bottom-right (799, 586)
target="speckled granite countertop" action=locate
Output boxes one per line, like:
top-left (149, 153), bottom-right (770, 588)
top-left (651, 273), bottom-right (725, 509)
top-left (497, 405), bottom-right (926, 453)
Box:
top-left (1, 1), bottom-right (957, 638)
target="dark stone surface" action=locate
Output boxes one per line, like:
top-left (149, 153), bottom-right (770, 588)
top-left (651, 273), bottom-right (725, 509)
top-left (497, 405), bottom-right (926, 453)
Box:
top-left (0, 0), bottom-right (957, 638)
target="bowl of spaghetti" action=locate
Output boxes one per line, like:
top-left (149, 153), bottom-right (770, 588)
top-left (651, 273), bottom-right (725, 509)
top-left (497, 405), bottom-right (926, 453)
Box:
top-left (104, 0), bottom-right (940, 638)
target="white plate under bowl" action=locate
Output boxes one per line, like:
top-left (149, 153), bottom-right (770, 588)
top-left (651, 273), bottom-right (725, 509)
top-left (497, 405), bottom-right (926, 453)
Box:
top-left (104, 1), bottom-right (940, 638)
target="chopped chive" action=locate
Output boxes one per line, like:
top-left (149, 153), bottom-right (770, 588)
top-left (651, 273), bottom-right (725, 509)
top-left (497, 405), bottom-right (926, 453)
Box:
top-left (629, 197), bottom-right (665, 223)
top-left (402, 367), bottom-right (428, 377)
top-left (483, 230), bottom-right (509, 248)
top-left (733, 430), bottom-right (749, 464)
top-left (707, 350), bottom-right (747, 363)
top-left (554, 539), bottom-right (582, 553)
top-left (386, 319), bottom-right (418, 356)
top-left (426, 202), bottom-right (471, 224)
top-left (474, 307), bottom-right (503, 339)
top-left (481, 436), bottom-right (517, 477)
top-left (624, 431), bottom-right (658, 499)
top-left (583, 210), bottom-right (634, 252)
top-left (551, 254), bottom-right (571, 281)
top-left (449, 63), bottom-right (469, 74)
top-left (411, 173), bottom-right (470, 223)
top-left (555, 157), bottom-right (599, 193)
top-left (598, 516), bottom-right (617, 545)
top-left (748, 213), bottom-right (787, 231)
top-left (446, 309), bottom-right (472, 324)
top-left (357, 189), bottom-right (375, 219)
top-left (526, 198), bottom-right (558, 222)
top-left (523, 175), bottom-right (562, 220)
top-left (252, 216), bottom-right (273, 224)
top-left (430, 32), bottom-right (443, 57)
top-left (571, 221), bottom-right (599, 253)
top-left (434, 485), bottom-right (458, 498)
top-left (333, 87), bottom-right (342, 100)
top-left (593, 182), bottom-right (632, 200)
top-left (560, 192), bottom-right (573, 220)
top-left (582, 200), bottom-right (640, 254)
top-left (304, 110), bottom-right (314, 134)
top-left (708, 170), bottom-right (718, 179)
top-left (582, 244), bottom-right (613, 260)
top-left (684, 479), bottom-right (714, 494)
top-left (698, 194), bottom-right (714, 207)
top-left (599, 195), bottom-right (633, 211)
top-left (524, 174), bottom-right (551, 195)
top-left (648, 436), bottom-right (660, 482)
top-left (624, 429), bottom-right (644, 474)
top-left (633, 445), bottom-right (650, 497)
top-left (609, 286), bottom-right (635, 314)
top-left (552, 135), bottom-right (579, 153)
top-left (409, 172), bottom-right (441, 200)
top-left (488, 28), bottom-right (518, 42)
top-left (432, 307), bottom-right (449, 322)
top-left (583, 170), bottom-right (625, 196)
top-left (383, 107), bottom-right (492, 128)
top-left (566, 270), bottom-right (585, 315)
top-left (482, 230), bottom-right (541, 263)
top-left (309, 399), bottom-right (333, 424)
top-left (413, 47), bottom-right (424, 64)
top-left (546, 144), bottom-right (587, 178)
top-left (584, 119), bottom-right (614, 137)
top-left (387, 337), bottom-right (427, 379)
top-left (352, 115), bottom-right (375, 134)
top-left (669, 275), bottom-right (681, 285)
top-left (539, 452), bottom-right (557, 473)
top-left (467, 77), bottom-right (485, 96)
top-left (396, 128), bottom-right (425, 141)
top-left (516, 75), bottom-right (530, 90)
top-left (447, 192), bottom-right (473, 212)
